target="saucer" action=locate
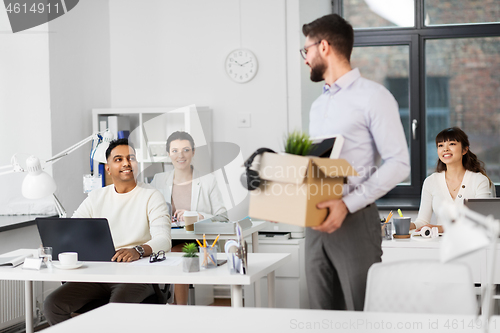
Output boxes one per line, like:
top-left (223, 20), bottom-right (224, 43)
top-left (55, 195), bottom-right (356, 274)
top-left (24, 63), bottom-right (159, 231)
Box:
top-left (53, 262), bottom-right (83, 270)
top-left (393, 234), bottom-right (411, 239)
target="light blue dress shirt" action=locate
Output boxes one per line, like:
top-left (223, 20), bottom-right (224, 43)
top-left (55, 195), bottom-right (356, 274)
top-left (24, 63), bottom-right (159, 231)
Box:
top-left (309, 68), bottom-right (410, 213)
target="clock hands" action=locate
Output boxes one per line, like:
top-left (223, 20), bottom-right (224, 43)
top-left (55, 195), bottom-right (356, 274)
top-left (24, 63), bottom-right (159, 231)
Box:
top-left (231, 60), bottom-right (251, 67)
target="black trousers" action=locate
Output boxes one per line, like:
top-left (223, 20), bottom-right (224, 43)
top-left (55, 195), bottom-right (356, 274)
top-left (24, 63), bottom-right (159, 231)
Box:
top-left (44, 282), bottom-right (155, 325)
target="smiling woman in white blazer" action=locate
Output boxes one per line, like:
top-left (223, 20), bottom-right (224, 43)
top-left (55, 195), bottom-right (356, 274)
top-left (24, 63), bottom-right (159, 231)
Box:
top-left (150, 168), bottom-right (229, 222)
top-left (150, 131), bottom-right (228, 305)
top-left (150, 131), bottom-right (228, 223)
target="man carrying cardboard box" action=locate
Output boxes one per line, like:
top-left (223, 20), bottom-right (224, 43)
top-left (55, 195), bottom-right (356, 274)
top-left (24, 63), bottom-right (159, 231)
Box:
top-left (301, 14), bottom-right (410, 311)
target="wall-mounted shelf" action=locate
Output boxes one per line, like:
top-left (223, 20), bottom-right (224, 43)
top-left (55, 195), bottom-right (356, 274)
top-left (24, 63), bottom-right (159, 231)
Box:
top-left (92, 106), bottom-right (212, 183)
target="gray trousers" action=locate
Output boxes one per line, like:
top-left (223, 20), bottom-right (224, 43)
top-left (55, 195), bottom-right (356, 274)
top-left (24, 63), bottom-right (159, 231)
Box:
top-left (305, 204), bottom-right (382, 311)
top-left (44, 282), bottom-right (155, 325)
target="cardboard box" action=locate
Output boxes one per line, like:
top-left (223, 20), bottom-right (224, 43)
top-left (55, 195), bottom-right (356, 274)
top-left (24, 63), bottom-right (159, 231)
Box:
top-left (249, 152), bottom-right (358, 227)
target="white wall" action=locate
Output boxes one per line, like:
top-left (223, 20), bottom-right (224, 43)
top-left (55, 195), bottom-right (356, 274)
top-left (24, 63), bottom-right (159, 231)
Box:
top-left (0, 6), bottom-right (52, 210)
top-left (299, 0), bottom-right (332, 133)
top-left (48, 0), bottom-right (112, 214)
top-left (109, 0), bottom-right (288, 151)
top-left (1, 0), bottom-right (333, 219)
top-left (107, 0), bottom-right (297, 218)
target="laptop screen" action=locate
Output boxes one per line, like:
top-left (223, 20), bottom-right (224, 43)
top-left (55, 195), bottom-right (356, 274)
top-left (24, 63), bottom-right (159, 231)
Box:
top-left (36, 218), bottom-right (116, 261)
top-left (464, 198), bottom-right (500, 220)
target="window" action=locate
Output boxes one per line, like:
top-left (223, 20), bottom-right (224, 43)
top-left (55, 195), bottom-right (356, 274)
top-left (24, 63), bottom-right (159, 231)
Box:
top-left (344, 0), bottom-right (415, 29)
top-left (336, 0), bottom-right (500, 201)
top-left (350, 45), bottom-right (411, 185)
top-left (424, 0), bottom-right (500, 26)
top-left (426, 37), bottom-right (500, 182)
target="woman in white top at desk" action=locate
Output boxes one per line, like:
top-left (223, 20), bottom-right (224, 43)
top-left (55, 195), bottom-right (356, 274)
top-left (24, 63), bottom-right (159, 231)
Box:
top-left (150, 131), bottom-right (229, 224)
top-left (411, 127), bottom-right (494, 233)
top-left (150, 131), bottom-right (228, 305)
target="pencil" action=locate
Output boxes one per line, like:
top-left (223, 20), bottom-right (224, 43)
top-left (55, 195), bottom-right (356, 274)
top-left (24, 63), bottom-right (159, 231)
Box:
top-left (195, 239), bottom-right (203, 248)
top-left (203, 234), bottom-right (206, 248)
top-left (202, 248), bottom-right (208, 266)
top-left (385, 211), bottom-right (393, 223)
top-left (211, 234), bottom-right (220, 248)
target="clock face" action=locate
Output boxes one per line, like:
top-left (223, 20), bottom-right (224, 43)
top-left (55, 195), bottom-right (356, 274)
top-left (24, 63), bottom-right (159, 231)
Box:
top-left (225, 49), bottom-right (258, 83)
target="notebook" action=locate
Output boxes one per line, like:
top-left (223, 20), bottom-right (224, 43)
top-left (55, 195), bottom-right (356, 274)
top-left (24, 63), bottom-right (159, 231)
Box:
top-left (36, 218), bottom-right (116, 261)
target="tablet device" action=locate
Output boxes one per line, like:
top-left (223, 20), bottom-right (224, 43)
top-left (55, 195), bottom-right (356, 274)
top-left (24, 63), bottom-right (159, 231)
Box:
top-left (36, 218), bottom-right (116, 261)
top-left (309, 135), bottom-right (344, 159)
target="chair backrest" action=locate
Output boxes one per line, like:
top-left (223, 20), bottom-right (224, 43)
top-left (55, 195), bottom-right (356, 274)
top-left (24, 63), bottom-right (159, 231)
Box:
top-left (364, 260), bottom-right (477, 315)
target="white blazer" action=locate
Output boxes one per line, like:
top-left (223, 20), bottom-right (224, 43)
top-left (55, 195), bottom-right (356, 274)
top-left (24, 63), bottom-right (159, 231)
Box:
top-left (150, 168), bottom-right (229, 222)
top-left (413, 170), bottom-right (494, 229)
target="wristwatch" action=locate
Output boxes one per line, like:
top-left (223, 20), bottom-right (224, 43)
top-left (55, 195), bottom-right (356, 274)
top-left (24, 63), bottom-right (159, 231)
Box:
top-left (133, 245), bottom-right (145, 259)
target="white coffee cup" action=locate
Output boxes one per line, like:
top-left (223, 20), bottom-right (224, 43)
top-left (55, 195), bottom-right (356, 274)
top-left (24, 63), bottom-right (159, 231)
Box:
top-left (58, 252), bottom-right (78, 266)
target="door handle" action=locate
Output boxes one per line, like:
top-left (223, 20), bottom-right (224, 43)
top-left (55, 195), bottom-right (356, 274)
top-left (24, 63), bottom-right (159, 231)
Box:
top-left (412, 119), bottom-right (418, 140)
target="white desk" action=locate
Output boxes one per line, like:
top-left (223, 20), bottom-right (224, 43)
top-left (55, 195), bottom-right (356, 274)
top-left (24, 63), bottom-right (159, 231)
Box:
top-left (40, 302), bottom-right (500, 333)
top-left (0, 214), bottom-right (53, 232)
top-left (0, 249), bottom-right (290, 333)
top-left (382, 236), bottom-right (486, 284)
top-left (171, 220), bottom-right (268, 306)
top-left (171, 220), bottom-right (268, 253)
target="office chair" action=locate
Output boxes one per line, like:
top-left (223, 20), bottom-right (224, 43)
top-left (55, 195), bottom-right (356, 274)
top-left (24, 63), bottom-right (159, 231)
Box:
top-left (74, 284), bottom-right (171, 314)
top-left (364, 260), bottom-right (477, 315)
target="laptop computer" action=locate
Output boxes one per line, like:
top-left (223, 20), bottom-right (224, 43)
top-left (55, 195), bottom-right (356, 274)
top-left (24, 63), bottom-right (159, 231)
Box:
top-left (309, 135), bottom-right (344, 159)
top-left (464, 198), bottom-right (500, 220)
top-left (36, 218), bottom-right (116, 261)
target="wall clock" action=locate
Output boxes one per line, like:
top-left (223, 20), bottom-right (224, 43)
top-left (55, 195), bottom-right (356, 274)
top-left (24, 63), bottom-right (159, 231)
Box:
top-left (225, 49), bottom-right (258, 83)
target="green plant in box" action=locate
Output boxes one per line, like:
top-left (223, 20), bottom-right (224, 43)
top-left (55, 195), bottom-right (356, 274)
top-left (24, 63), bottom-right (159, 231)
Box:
top-left (284, 131), bottom-right (313, 156)
top-left (182, 242), bottom-right (198, 258)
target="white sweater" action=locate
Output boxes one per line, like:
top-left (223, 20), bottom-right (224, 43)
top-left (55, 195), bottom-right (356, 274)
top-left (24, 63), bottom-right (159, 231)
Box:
top-left (73, 183), bottom-right (171, 253)
top-left (413, 170), bottom-right (493, 229)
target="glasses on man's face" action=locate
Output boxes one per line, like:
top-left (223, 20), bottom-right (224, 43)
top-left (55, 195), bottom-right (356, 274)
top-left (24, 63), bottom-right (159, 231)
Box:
top-left (170, 148), bottom-right (192, 156)
top-left (300, 41), bottom-right (323, 60)
top-left (149, 250), bottom-right (166, 263)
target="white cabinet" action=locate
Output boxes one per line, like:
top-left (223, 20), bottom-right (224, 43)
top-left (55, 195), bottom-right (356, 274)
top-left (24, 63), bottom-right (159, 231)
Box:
top-left (92, 106), bottom-right (212, 182)
top-left (258, 238), bottom-right (309, 309)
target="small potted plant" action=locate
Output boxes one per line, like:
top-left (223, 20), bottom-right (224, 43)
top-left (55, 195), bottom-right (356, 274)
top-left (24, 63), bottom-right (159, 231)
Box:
top-left (284, 131), bottom-right (313, 156)
top-left (182, 243), bottom-right (199, 272)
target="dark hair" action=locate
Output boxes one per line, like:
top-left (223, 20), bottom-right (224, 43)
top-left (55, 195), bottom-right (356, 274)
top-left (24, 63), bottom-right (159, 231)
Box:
top-left (302, 14), bottom-right (354, 61)
top-left (105, 138), bottom-right (135, 160)
top-left (166, 131), bottom-right (195, 153)
top-left (435, 127), bottom-right (492, 185)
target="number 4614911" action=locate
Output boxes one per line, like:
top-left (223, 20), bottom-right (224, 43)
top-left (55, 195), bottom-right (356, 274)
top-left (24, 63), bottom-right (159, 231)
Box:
top-left (6, 2), bottom-right (60, 14)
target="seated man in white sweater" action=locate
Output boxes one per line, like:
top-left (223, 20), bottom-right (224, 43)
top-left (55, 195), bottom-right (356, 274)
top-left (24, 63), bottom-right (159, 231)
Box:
top-left (44, 139), bottom-right (171, 326)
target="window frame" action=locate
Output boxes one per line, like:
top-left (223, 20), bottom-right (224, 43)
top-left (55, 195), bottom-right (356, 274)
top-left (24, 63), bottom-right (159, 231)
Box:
top-left (334, 0), bottom-right (500, 202)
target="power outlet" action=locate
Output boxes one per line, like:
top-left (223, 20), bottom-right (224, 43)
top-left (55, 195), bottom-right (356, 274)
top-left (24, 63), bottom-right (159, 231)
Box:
top-left (238, 113), bottom-right (251, 128)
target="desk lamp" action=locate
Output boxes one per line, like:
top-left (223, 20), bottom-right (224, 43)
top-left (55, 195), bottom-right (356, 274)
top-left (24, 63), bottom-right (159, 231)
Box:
top-left (438, 203), bottom-right (499, 333)
top-left (92, 130), bottom-right (113, 164)
top-left (0, 130), bottom-right (113, 217)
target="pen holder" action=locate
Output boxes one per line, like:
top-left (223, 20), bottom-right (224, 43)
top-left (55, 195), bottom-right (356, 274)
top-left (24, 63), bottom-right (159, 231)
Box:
top-left (380, 221), bottom-right (393, 240)
top-left (225, 241), bottom-right (240, 274)
top-left (224, 240), bottom-right (248, 275)
top-left (199, 245), bottom-right (217, 269)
